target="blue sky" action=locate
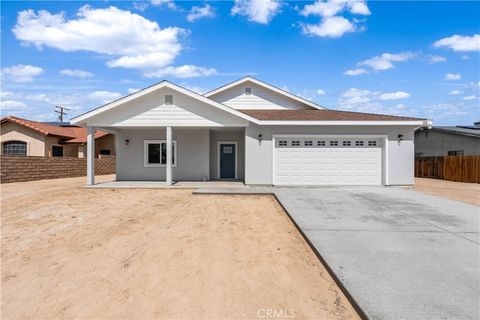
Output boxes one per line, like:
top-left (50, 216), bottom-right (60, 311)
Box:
top-left (1, 0), bottom-right (479, 125)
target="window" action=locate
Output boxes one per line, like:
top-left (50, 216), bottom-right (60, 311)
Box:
top-left (245, 87), bottom-right (252, 95)
top-left (144, 140), bottom-right (177, 167)
top-left (317, 141), bottom-right (326, 146)
top-left (99, 149), bottom-right (111, 155)
top-left (330, 140), bottom-right (338, 146)
top-left (448, 150), bottom-right (464, 156)
top-left (355, 141), bottom-right (364, 147)
top-left (165, 95), bottom-right (173, 105)
top-left (304, 140), bottom-right (313, 146)
top-left (2, 141), bottom-right (27, 156)
top-left (291, 140), bottom-right (300, 146)
top-left (52, 146), bottom-right (63, 157)
top-left (279, 140), bottom-right (287, 146)
top-left (368, 140), bottom-right (377, 147)
top-left (343, 140), bottom-right (352, 146)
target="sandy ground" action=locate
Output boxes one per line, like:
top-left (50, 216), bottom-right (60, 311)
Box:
top-left (1, 175), bottom-right (359, 320)
top-left (413, 178), bottom-right (480, 206)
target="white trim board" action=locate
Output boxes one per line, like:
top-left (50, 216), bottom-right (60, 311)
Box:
top-left (204, 76), bottom-right (324, 110)
top-left (217, 141), bottom-right (238, 180)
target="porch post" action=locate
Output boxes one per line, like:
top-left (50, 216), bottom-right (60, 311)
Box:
top-left (166, 126), bottom-right (172, 185)
top-left (87, 126), bottom-right (95, 186)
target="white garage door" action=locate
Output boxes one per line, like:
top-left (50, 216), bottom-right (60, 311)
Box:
top-left (274, 137), bottom-right (382, 185)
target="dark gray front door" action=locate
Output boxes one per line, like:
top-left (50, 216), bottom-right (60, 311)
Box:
top-left (220, 144), bottom-right (235, 179)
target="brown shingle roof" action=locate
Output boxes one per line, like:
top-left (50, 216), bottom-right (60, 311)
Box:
top-left (1, 116), bottom-right (108, 143)
top-left (238, 109), bottom-right (424, 121)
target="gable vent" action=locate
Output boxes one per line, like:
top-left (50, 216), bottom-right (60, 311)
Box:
top-left (165, 95), bottom-right (173, 105)
top-left (245, 87), bottom-right (252, 95)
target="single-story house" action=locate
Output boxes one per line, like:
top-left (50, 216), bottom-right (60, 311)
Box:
top-left (415, 123), bottom-right (480, 157)
top-left (1, 116), bottom-right (115, 158)
top-left (71, 76), bottom-right (430, 186)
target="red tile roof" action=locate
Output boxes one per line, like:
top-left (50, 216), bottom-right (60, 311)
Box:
top-left (238, 109), bottom-right (424, 121)
top-left (1, 116), bottom-right (109, 143)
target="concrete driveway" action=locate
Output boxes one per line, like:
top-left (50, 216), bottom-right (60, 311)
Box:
top-left (274, 186), bottom-right (479, 320)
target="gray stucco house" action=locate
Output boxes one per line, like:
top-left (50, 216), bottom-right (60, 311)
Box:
top-left (71, 76), bottom-right (429, 186)
top-left (415, 123), bottom-right (480, 157)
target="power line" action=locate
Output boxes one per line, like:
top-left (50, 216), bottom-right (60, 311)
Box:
top-left (55, 106), bottom-right (70, 123)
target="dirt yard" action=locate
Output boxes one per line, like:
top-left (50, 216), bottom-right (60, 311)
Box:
top-left (414, 178), bottom-right (480, 206)
top-left (1, 176), bottom-right (359, 319)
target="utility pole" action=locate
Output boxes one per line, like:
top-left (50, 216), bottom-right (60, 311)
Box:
top-left (55, 106), bottom-right (70, 123)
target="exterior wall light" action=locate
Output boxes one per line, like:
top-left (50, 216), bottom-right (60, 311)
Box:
top-left (397, 134), bottom-right (403, 144)
top-left (125, 139), bottom-right (130, 145)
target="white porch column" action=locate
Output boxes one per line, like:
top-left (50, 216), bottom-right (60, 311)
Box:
top-left (166, 126), bottom-right (172, 185)
top-left (87, 126), bottom-right (95, 186)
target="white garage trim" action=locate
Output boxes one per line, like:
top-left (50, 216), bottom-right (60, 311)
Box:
top-left (272, 134), bottom-right (388, 186)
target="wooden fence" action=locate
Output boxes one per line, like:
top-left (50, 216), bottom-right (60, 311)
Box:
top-left (415, 156), bottom-right (480, 183)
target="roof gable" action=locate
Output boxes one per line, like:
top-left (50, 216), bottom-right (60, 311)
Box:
top-left (204, 76), bottom-right (324, 110)
top-left (71, 81), bottom-right (258, 126)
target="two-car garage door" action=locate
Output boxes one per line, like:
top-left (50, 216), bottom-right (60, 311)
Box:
top-left (274, 137), bottom-right (383, 185)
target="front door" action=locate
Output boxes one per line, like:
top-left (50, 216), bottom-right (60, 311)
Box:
top-left (220, 144), bottom-right (236, 179)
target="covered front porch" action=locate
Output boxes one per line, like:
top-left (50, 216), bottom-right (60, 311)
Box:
top-left (85, 126), bottom-right (245, 186)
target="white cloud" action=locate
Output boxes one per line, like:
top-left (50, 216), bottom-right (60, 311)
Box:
top-left (0, 91), bottom-right (14, 98)
top-left (151, 0), bottom-right (176, 10)
top-left (449, 90), bottom-right (462, 95)
top-left (187, 4), bottom-right (215, 22)
top-left (379, 91), bottom-right (411, 100)
top-left (301, 0), bottom-right (370, 17)
top-left (231, 0), bottom-right (281, 24)
top-left (316, 89), bottom-right (326, 95)
top-left (462, 95), bottom-right (477, 100)
top-left (87, 91), bottom-right (122, 104)
top-left (60, 69), bottom-right (93, 78)
top-left (143, 65), bottom-right (217, 78)
top-left (444, 73), bottom-right (461, 81)
top-left (2, 64), bottom-right (43, 83)
top-left (359, 52), bottom-right (416, 71)
top-left (13, 6), bottom-right (185, 70)
top-left (427, 55), bottom-right (446, 64)
top-left (433, 34), bottom-right (480, 52)
top-left (344, 68), bottom-right (368, 76)
top-left (421, 103), bottom-right (472, 120)
top-left (128, 88), bottom-right (141, 94)
top-left (302, 16), bottom-right (355, 38)
top-left (461, 55), bottom-right (470, 60)
top-left (1, 100), bottom-right (29, 111)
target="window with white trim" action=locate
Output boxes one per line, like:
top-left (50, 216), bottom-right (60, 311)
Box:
top-left (304, 140), bottom-right (313, 146)
top-left (330, 140), bottom-right (338, 146)
top-left (317, 140), bottom-right (326, 146)
top-left (165, 95), bottom-right (173, 105)
top-left (368, 140), bottom-right (377, 147)
top-left (144, 140), bottom-right (177, 167)
top-left (2, 141), bottom-right (27, 156)
top-left (355, 140), bottom-right (364, 147)
top-left (279, 140), bottom-right (287, 146)
top-left (342, 140), bottom-right (352, 146)
top-left (292, 140), bottom-right (300, 146)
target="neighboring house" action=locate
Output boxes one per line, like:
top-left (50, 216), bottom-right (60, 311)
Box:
top-left (414, 123), bottom-right (480, 157)
top-left (1, 116), bottom-right (115, 158)
top-left (71, 76), bottom-right (430, 186)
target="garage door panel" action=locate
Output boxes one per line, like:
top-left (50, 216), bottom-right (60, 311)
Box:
top-left (274, 137), bottom-right (382, 185)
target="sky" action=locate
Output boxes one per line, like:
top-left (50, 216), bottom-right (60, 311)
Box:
top-left (1, 0), bottom-right (479, 125)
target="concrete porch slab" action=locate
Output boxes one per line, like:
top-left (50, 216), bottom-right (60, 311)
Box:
top-left (84, 180), bottom-right (246, 189)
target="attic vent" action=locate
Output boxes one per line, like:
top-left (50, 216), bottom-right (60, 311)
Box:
top-left (165, 95), bottom-right (173, 105)
top-left (245, 87), bottom-right (252, 95)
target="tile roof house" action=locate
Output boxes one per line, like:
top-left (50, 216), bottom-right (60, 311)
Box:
top-left (1, 116), bottom-right (115, 158)
top-left (71, 76), bottom-right (431, 186)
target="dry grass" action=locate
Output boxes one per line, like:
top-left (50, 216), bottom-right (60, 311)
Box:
top-left (1, 176), bottom-right (359, 319)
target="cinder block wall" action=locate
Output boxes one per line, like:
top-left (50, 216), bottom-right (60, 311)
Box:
top-left (0, 155), bottom-right (115, 183)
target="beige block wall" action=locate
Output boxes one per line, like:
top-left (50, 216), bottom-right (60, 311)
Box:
top-left (95, 134), bottom-right (116, 157)
top-left (0, 122), bottom-right (46, 156)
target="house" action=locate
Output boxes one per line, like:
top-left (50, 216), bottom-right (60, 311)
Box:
top-left (71, 76), bottom-right (430, 186)
top-left (1, 116), bottom-right (115, 158)
top-left (415, 122), bottom-right (480, 157)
